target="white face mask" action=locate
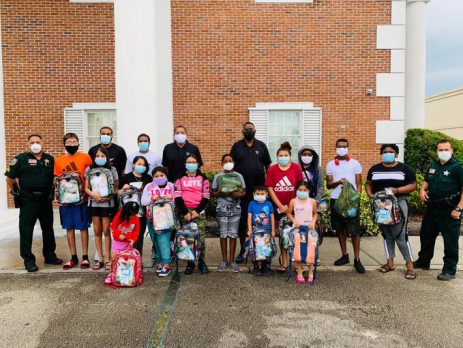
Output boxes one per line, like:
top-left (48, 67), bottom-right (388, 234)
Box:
top-left (336, 147), bottom-right (348, 157)
top-left (437, 150), bottom-right (452, 162)
top-left (223, 162), bottom-right (234, 171)
top-left (31, 143), bottom-right (42, 154)
top-left (301, 156), bottom-right (313, 164)
top-left (174, 134), bottom-right (187, 144)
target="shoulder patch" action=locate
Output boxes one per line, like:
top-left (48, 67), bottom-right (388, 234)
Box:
top-left (10, 158), bottom-right (18, 166)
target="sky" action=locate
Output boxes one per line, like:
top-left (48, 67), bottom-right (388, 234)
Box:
top-left (426, 0), bottom-right (463, 96)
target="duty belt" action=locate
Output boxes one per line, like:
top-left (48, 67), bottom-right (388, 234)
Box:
top-left (428, 192), bottom-right (461, 209)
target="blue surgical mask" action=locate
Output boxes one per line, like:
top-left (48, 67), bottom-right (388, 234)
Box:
top-left (254, 195), bottom-right (266, 203)
top-left (382, 153), bottom-right (396, 164)
top-left (134, 165), bottom-right (146, 174)
top-left (100, 134), bottom-right (112, 145)
top-left (296, 190), bottom-right (309, 200)
top-left (278, 156), bottom-right (290, 166)
top-left (185, 163), bottom-right (198, 172)
top-left (138, 142), bottom-right (149, 152)
top-left (95, 157), bottom-right (107, 166)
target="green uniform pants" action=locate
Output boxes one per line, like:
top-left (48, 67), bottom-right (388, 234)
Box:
top-left (417, 208), bottom-right (461, 275)
top-left (19, 195), bottom-right (57, 267)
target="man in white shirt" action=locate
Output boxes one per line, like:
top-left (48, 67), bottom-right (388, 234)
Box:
top-left (326, 138), bottom-right (365, 273)
top-left (124, 133), bottom-right (162, 176)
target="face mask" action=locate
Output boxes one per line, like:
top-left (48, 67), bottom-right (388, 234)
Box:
top-left (134, 165), bottom-right (146, 175)
top-left (223, 162), bottom-right (234, 171)
top-left (296, 190), bottom-right (309, 200)
top-left (254, 195), bottom-right (266, 203)
top-left (95, 157), bottom-right (107, 166)
top-left (382, 153), bottom-right (396, 164)
top-left (185, 163), bottom-right (198, 172)
top-left (175, 134), bottom-right (187, 144)
top-left (336, 147), bottom-right (348, 157)
top-left (243, 130), bottom-right (256, 140)
top-left (30, 143), bottom-right (42, 154)
top-left (153, 176), bottom-right (168, 186)
top-left (278, 156), bottom-right (290, 166)
top-left (437, 151), bottom-right (452, 162)
top-left (65, 145), bottom-right (79, 155)
top-left (301, 156), bottom-right (313, 164)
top-left (138, 142), bottom-right (149, 152)
top-left (100, 135), bottom-right (112, 145)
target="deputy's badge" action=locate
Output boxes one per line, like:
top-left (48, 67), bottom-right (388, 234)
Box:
top-left (44, 159), bottom-right (50, 166)
top-left (255, 150), bottom-right (259, 155)
top-left (10, 158), bottom-right (17, 166)
top-left (444, 170), bottom-right (450, 176)
top-left (429, 168), bottom-right (436, 174)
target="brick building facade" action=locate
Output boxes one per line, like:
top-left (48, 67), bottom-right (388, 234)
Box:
top-left (0, 0), bottom-right (428, 209)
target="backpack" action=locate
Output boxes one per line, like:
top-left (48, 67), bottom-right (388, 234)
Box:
top-left (55, 172), bottom-right (84, 205)
top-left (119, 187), bottom-right (143, 215)
top-left (151, 199), bottom-right (177, 233)
top-left (287, 227), bottom-right (319, 284)
top-left (217, 172), bottom-right (243, 193)
top-left (334, 181), bottom-right (360, 218)
top-left (88, 167), bottom-right (114, 198)
top-left (278, 217), bottom-right (293, 250)
top-left (248, 227), bottom-right (276, 262)
top-left (372, 191), bottom-right (402, 226)
top-left (105, 246), bottom-right (143, 288)
top-left (175, 222), bottom-right (200, 262)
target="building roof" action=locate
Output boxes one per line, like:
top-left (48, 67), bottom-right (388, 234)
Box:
top-left (426, 87), bottom-right (463, 103)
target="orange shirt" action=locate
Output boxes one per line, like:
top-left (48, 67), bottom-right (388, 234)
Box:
top-left (54, 152), bottom-right (92, 179)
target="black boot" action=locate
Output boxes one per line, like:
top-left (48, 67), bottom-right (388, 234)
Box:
top-left (198, 257), bottom-right (209, 275)
top-left (184, 261), bottom-right (195, 275)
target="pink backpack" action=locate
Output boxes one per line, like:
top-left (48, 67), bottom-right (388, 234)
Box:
top-left (104, 246), bottom-right (143, 288)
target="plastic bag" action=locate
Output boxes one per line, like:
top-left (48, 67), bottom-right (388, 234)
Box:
top-left (334, 180), bottom-right (360, 218)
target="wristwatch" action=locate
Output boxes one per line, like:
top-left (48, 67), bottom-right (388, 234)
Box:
top-left (455, 207), bottom-right (463, 212)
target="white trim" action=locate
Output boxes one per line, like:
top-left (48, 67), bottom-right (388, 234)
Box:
top-left (250, 102), bottom-right (314, 110)
top-left (70, 0), bottom-right (113, 3)
top-left (376, 73), bottom-right (405, 97)
top-left (255, 0), bottom-right (313, 3)
top-left (0, 22), bottom-right (7, 212)
top-left (72, 103), bottom-right (116, 110)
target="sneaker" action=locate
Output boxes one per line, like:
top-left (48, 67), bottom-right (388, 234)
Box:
top-left (230, 262), bottom-right (239, 273)
top-left (251, 266), bottom-right (261, 276)
top-left (159, 266), bottom-right (172, 277)
top-left (354, 258), bottom-right (365, 274)
top-left (437, 273), bottom-right (455, 281)
top-left (218, 262), bottom-right (228, 272)
top-left (235, 247), bottom-right (246, 264)
top-left (334, 254), bottom-right (350, 266)
top-left (155, 264), bottom-right (164, 273)
top-left (260, 264), bottom-right (273, 276)
top-left (44, 257), bottom-right (63, 265)
top-left (184, 261), bottom-right (195, 275)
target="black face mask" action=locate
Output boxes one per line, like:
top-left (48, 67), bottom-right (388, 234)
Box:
top-left (65, 145), bottom-right (79, 155)
top-left (243, 130), bottom-right (256, 140)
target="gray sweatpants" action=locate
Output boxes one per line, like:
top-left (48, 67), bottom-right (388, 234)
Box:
top-left (379, 198), bottom-right (413, 262)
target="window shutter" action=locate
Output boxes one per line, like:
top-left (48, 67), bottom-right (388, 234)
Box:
top-left (249, 109), bottom-right (268, 143)
top-left (302, 108), bottom-right (322, 161)
top-left (64, 108), bottom-right (85, 151)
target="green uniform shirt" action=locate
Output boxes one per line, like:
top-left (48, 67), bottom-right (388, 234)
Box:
top-left (4, 152), bottom-right (54, 192)
top-left (425, 157), bottom-right (463, 201)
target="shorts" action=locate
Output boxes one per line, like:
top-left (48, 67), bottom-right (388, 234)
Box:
top-left (60, 204), bottom-right (91, 230)
top-left (89, 206), bottom-right (113, 218)
top-left (216, 203), bottom-right (241, 239)
top-left (330, 199), bottom-right (361, 236)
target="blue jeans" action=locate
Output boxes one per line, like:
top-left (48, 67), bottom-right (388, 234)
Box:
top-left (147, 220), bottom-right (171, 265)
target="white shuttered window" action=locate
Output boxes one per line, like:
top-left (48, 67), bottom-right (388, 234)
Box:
top-left (249, 103), bottom-right (322, 163)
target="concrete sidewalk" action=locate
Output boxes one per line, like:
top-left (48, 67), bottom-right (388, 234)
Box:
top-left (1, 209), bottom-right (462, 272)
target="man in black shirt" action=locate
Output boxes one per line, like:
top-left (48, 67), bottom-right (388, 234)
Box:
top-left (230, 121), bottom-right (272, 262)
top-left (88, 126), bottom-right (127, 185)
top-left (162, 125), bottom-right (203, 182)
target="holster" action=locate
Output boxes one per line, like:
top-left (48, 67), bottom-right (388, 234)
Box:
top-left (428, 192), bottom-right (461, 209)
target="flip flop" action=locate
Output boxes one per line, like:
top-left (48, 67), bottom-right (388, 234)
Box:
top-left (405, 269), bottom-right (416, 280)
top-left (63, 260), bottom-right (77, 270)
top-left (295, 275), bottom-right (305, 284)
top-left (379, 264), bottom-right (396, 273)
top-left (92, 262), bottom-right (104, 271)
top-left (105, 262), bottom-right (111, 271)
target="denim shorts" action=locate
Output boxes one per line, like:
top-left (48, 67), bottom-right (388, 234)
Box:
top-left (216, 203), bottom-right (241, 239)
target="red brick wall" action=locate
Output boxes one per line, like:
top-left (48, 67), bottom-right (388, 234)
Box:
top-left (171, 0), bottom-right (391, 172)
top-left (1, 0), bottom-right (115, 206)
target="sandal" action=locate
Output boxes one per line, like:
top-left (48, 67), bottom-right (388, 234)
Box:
top-left (92, 262), bottom-right (104, 270)
top-left (405, 269), bottom-right (416, 280)
top-left (279, 266), bottom-right (288, 273)
top-left (307, 274), bottom-right (314, 285)
top-left (105, 262), bottom-right (111, 271)
top-left (63, 260), bottom-right (77, 270)
top-left (295, 275), bottom-right (305, 284)
top-left (379, 264), bottom-right (396, 273)
top-left (80, 259), bottom-right (90, 269)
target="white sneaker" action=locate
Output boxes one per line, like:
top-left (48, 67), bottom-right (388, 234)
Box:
top-left (155, 264), bottom-right (164, 273)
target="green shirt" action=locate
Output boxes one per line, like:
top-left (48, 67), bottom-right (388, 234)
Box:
top-left (425, 157), bottom-right (463, 201)
top-left (4, 152), bottom-right (54, 191)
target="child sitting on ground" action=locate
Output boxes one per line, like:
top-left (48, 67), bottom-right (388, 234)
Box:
top-left (110, 201), bottom-right (141, 257)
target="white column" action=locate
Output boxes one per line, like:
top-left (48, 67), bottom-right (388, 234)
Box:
top-left (0, 22), bottom-right (8, 212)
top-left (114, 0), bottom-right (174, 155)
top-left (404, 0), bottom-right (431, 130)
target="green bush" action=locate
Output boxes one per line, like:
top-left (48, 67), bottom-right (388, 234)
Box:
top-left (405, 128), bottom-right (463, 174)
top-left (407, 173), bottom-right (426, 215)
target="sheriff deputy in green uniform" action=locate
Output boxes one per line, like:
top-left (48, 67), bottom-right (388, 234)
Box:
top-left (4, 134), bottom-right (62, 272)
top-left (414, 139), bottom-right (463, 281)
